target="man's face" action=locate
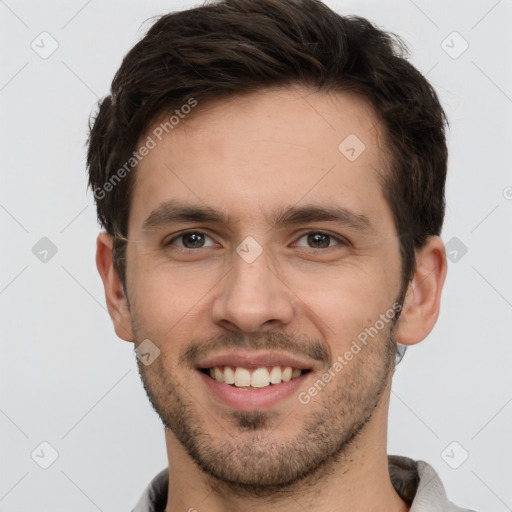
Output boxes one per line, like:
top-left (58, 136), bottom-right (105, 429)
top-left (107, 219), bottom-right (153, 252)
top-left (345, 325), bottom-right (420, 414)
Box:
top-left (123, 87), bottom-right (404, 492)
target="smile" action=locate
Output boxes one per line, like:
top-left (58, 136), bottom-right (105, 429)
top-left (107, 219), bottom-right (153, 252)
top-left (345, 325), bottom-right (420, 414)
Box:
top-left (201, 365), bottom-right (311, 389)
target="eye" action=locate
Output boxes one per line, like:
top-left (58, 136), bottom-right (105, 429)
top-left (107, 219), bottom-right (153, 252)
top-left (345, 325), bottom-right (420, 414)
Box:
top-left (165, 231), bottom-right (217, 249)
top-left (293, 231), bottom-right (347, 249)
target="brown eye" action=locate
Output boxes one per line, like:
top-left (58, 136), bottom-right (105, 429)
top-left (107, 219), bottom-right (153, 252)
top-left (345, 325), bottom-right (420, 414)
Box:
top-left (294, 231), bottom-right (344, 249)
top-left (307, 232), bottom-right (331, 248)
top-left (183, 232), bottom-right (205, 248)
top-left (166, 231), bottom-right (216, 249)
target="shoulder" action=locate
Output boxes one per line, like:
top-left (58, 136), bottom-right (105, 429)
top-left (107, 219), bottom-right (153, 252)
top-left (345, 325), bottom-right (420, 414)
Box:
top-left (388, 455), bottom-right (479, 512)
top-left (131, 468), bottom-right (169, 512)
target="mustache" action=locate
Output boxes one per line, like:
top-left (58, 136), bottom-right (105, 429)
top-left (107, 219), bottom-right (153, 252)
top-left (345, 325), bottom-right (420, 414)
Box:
top-left (178, 330), bottom-right (330, 368)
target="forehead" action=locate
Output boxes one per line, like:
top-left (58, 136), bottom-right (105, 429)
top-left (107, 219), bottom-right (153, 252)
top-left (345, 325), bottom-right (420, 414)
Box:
top-left (129, 86), bottom-right (392, 234)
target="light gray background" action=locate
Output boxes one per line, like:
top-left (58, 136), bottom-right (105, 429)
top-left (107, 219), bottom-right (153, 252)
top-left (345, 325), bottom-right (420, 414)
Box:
top-left (1, 0), bottom-right (511, 510)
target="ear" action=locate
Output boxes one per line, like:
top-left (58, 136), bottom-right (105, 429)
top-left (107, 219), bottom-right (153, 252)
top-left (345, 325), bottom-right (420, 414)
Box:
top-left (395, 236), bottom-right (447, 346)
top-left (96, 232), bottom-right (134, 342)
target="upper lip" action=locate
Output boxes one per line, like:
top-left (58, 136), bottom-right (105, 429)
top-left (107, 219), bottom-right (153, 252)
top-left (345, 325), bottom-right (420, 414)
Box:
top-left (195, 351), bottom-right (318, 371)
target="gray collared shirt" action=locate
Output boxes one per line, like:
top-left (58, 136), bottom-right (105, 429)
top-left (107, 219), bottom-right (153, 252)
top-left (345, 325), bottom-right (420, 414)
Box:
top-left (131, 455), bottom-right (477, 511)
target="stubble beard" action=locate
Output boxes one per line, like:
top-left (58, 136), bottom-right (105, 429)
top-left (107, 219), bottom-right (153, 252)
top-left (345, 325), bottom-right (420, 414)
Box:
top-left (133, 315), bottom-right (398, 499)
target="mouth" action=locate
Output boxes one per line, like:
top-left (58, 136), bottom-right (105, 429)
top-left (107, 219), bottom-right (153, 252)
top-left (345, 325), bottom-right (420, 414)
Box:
top-left (199, 365), bottom-right (312, 389)
top-left (197, 365), bottom-right (313, 410)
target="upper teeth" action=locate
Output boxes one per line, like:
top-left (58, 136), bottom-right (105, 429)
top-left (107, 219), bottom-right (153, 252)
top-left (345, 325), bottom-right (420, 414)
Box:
top-left (209, 366), bottom-right (303, 388)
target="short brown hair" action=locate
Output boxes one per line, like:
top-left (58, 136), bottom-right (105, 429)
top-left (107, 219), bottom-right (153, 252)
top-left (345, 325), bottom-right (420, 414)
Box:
top-left (87, 0), bottom-right (448, 292)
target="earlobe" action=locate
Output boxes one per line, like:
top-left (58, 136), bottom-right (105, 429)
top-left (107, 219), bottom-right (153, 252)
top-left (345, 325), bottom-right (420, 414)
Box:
top-left (395, 236), bottom-right (447, 346)
top-left (96, 232), bottom-right (134, 342)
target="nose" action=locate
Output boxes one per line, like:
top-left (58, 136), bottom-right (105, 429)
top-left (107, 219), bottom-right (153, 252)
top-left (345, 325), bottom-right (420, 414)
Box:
top-left (210, 246), bottom-right (294, 333)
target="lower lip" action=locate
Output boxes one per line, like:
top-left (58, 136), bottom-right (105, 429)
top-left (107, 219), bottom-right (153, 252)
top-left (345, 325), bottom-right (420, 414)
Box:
top-left (197, 369), bottom-right (310, 410)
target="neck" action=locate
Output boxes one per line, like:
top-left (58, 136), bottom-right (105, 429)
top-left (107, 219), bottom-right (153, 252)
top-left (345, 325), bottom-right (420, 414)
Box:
top-left (164, 390), bottom-right (409, 512)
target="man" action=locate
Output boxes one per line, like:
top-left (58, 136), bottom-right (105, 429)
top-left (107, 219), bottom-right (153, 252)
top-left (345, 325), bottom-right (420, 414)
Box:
top-left (87, 0), bottom-right (476, 510)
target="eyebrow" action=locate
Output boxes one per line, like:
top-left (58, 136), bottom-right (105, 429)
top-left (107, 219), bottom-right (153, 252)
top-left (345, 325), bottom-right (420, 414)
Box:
top-left (270, 204), bottom-right (373, 232)
top-left (142, 200), bottom-right (373, 233)
top-left (142, 201), bottom-right (229, 231)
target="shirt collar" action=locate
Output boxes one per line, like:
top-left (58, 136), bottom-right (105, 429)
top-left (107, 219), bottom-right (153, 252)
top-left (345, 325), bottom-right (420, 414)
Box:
top-left (132, 455), bottom-right (474, 512)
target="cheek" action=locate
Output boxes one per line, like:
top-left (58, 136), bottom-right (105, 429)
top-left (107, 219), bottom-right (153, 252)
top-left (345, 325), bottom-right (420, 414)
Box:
top-left (285, 259), bottom-right (398, 349)
top-left (128, 256), bottom-right (219, 341)
top-left (132, 277), bottom-right (197, 323)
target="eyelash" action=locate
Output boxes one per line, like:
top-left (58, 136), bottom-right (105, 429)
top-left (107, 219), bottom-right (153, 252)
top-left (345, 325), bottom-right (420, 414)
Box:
top-left (164, 230), bottom-right (349, 251)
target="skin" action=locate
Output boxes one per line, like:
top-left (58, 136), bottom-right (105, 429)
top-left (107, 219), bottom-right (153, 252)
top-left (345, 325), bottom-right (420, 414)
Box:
top-left (96, 86), bottom-right (447, 512)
